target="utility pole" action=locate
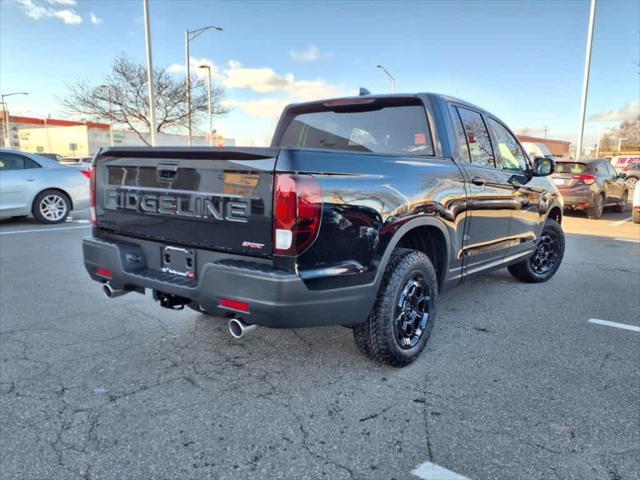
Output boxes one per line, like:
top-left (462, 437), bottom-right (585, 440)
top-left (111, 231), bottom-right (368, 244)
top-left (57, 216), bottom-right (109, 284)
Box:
top-left (617, 137), bottom-right (627, 153)
top-left (575, 0), bottom-right (597, 160)
top-left (544, 125), bottom-right (548, 140)
top-left (376, 64), bottom-right (396, 93)
top-left (98, 85), bottom-right (115, 146)
top-left (185, 25), bottom-right (223, 146)
top-left (143, 0), bottom-right (157, 146)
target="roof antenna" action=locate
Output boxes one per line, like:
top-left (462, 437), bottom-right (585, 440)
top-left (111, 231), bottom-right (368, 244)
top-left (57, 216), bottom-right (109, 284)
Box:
top-left (358, 87), bottom-right (371, 96)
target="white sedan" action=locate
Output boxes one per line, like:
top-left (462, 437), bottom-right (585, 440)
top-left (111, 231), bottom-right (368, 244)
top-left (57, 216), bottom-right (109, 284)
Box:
top-left (633, 182), bottom-right (640, 224)
top-left (0, 148), bottom-right (90, 224)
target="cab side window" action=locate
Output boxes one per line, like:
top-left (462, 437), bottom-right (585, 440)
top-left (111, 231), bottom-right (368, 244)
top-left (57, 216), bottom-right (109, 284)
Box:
top-left (456, 107), bottom-right (495, 168)
top-left (487, 118), bottom-right (528, 172)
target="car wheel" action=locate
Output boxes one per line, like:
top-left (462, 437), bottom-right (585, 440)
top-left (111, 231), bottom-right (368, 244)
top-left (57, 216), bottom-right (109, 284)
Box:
top-left (508, 219), bottom-right (565, 283)
top-left (352, 248), bottom-right (437, 367)
top-left (587, 194), bottom-right (604, 219)
top-left (626, 176), bottom-right (638, 189)
top-left (32, 190), bottom-right (71, 224)
top-left (613, 191), bottom-right (628, 213)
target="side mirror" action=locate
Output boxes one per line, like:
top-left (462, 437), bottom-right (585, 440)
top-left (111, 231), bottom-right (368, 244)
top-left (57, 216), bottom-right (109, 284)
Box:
top-left (617, 172), bottom-right (627, 179)
top-left (531, 156), bottom-right (555, 177)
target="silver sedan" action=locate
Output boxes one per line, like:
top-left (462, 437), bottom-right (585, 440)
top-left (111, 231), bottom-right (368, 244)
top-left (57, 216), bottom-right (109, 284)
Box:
top-left (0, 148), bottom-right (90, 224)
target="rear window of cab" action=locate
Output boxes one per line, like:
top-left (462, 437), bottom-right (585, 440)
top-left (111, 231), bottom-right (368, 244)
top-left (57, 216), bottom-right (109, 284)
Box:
top-left (279, 98), bottom-right (434, 156)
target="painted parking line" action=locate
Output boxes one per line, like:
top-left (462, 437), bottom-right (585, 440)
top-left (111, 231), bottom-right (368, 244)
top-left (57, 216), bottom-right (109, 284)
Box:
top-left (614, 238), bottom-right (640, 244)
top-left (412, 462), bottom-right (472, 480)
top-left (610, 217), bottom-right (632, 227)
top-left (588, 319), bottom-right (640, 333)
top-left (0, 225), bottom-right (91, 236)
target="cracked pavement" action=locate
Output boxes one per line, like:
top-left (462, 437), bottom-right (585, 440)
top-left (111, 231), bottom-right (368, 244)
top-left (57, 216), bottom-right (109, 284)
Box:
top-left (1, 210), bottom-right (639, 480)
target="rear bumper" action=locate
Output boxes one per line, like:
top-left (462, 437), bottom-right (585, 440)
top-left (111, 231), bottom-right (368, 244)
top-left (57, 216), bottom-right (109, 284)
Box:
top-left (559, 191), bottom-right (596, 209)
top-left (82, 236), bottom-right (374, 328)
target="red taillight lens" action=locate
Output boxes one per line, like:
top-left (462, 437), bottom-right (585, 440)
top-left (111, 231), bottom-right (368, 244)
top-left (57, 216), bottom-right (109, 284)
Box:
top-left (89, 166), bottom-right (96, 224)
top-left (219, 298), bottom-right (250, 313)
top-left (80, 169), bottom-right (91, 179)
top-left (95, 267), bottom-right (112, 279)
top-left (573, 174), bottom-right (596, 185)
top-left (273, 174), bottom-right (322, 256)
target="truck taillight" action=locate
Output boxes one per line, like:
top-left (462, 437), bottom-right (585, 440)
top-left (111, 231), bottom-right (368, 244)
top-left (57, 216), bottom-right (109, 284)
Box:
top-left (273, 174), bottom-right (322, 256)
top-left (573, 174), bottom-right (596, 185)
top-left (89, 166), bottom-right (96, 225)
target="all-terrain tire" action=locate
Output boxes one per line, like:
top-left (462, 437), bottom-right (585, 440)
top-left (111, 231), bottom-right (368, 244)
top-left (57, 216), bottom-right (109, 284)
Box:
top-left (508, 219), bottom-right (565, 283)
top-left (353, 248), bottom-right (438, 367)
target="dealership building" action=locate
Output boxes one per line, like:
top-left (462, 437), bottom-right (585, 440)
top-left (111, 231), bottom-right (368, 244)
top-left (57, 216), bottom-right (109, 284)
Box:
top-left (1, 114), bottom-right (234, 156)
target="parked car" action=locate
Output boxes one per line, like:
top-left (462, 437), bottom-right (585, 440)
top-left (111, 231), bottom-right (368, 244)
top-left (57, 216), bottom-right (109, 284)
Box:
top-left (0, 148), bottom-right (90, 224)
top-left (83, 92), bottom-right (564, 366)
top-left (37, 153), bottom-right (65, 163)
top-left (620, 163), bottom-right (640, 189)
top-left (633, 185), bottom-right (640, 224)
top-left (60, 156), bottom-right (93, 165)
top-left (552, 159), bottom-right (628, 218)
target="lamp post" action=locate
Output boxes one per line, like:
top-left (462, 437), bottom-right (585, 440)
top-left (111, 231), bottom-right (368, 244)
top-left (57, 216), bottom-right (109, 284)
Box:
top-left (185, 25), bottom-right (222, 146)
top-left (617, 137), bottom-right (627, 154)
top-left (143, 0), bottom-right (157, 146)
top-left (98, 85), bottom-right (115, 146)
top-left (376, 64), bottom-right (396, 93)
top-left (575, 0), bottom-right (597, 160)
top-left (1, 92), bottom-right (29, 148)
top-left (197, 65), bottom-right (213, 146)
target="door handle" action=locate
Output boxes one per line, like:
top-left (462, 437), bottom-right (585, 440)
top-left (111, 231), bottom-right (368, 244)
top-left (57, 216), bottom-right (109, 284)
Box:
top-left (156, 163), bottom-right (178, 181)
top-left (26, 178), bottom-right (36, 182)
top-left (471, 176), bottom-right (485, 186)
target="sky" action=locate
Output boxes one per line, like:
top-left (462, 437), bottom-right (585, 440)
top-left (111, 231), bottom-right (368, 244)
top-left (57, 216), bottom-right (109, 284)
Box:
top-left (1, 0), bottom-right (638, 147)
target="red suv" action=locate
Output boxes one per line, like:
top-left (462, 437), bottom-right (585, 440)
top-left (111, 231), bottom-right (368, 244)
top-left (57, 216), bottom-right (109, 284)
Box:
top-left (552, 159), bottom-right (628, 218)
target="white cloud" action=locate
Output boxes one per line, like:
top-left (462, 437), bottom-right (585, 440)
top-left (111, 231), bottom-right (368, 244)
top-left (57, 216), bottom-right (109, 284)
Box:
top-left (167, 57), bottom-right (224, 81)
top-left (90, 12), bottom-right (102, 25)
top-left (16, 0), bottom-right (82, 24)
top-left (290, 46), bottom-right (321, 62)
top-left (53, 8), bottom-right (82, 24)
top-left (223, 99), bottom-right (290, 119)
top-left (590, 101), bottom-right (640, 122)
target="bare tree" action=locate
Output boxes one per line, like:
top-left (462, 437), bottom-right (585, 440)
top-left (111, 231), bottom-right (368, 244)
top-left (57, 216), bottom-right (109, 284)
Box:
top-left (62, 54), bottom-right (228, 145)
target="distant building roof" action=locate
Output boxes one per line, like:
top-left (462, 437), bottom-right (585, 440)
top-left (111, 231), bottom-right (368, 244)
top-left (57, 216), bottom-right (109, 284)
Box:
top-left (518, 135), bottom-right (571, 146)
top-left (5, 114), bottom-right (109, 130)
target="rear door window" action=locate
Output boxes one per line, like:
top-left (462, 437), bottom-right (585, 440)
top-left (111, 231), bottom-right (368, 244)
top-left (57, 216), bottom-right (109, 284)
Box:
top-left (279, 99), bottom-right (434, 156)
top-left (0, 153), bottom-right (26, 171)
top-left (449, 105), bottom-right (471, 163)
top-left (456, 107), bottom-right (495, 168)
top-left (487, 117), bottom-right (528, 172)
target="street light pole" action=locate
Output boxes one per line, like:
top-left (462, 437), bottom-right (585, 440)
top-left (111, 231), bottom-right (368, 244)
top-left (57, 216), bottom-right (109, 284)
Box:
top-left (98, 85), bottom-right (115, 147)
top-left (618, 137), bottom-right (627, 154)
top-left (575, 0), bottom-right (597, 159)
top-left (143, 0), bottom-right (157, 146)
top-left (198, 65), bottom-right (213, 146)
top-left (0, 92), bottom-right (29, 148)
top-left (185, 25), bottom-right (222, 146)
top-left (376, 65), bottom-right (396, 93)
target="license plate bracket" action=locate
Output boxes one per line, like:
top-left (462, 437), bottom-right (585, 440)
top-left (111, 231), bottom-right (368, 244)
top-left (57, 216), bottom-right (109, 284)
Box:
top-left (161, 246), bottom-right (196, 279)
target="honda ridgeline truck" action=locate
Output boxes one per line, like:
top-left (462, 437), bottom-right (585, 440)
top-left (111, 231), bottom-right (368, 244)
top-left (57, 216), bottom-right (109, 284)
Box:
top-left (83, 93), bottom-right (564, 366)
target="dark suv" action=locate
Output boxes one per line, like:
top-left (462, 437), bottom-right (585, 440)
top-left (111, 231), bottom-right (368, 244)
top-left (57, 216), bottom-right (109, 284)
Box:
top-left (83, 93), bottom-right (565, 366)
top-left (552, 159), bottom-right (628, 218)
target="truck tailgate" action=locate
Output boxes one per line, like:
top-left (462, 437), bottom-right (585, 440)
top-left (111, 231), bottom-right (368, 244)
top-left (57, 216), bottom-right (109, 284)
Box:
top-left (94, 147), bottom-right (278, 256)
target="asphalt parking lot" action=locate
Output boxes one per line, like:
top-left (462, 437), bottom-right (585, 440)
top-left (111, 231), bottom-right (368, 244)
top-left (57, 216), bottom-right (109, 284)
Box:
top-left (1, 208), bottom-right (639, 480)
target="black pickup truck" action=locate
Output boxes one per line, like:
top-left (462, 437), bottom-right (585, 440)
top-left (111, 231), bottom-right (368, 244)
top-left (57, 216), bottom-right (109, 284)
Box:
top-left (83, 93), bottom-right (564, 366)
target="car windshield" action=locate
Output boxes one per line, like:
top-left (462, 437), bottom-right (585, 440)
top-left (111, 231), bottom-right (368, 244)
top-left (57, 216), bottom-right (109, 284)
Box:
top-left (279, 99), bottom-right (434, 156)
top-left (555, 162), bottom-right (590, 174)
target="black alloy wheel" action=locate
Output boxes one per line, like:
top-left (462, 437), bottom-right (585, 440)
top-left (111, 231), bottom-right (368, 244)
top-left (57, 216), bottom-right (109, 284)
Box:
top-left (393, 272), bottom-right (431, 349)
top-left (530, 230), bottom-right (561, 275)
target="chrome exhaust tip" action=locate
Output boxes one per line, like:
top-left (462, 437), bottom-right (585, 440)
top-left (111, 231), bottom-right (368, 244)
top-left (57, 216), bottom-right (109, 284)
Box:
top-left (102, 283), bottom-right (130, 299)
top-left (228, 318), bottom-right (257, 339)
